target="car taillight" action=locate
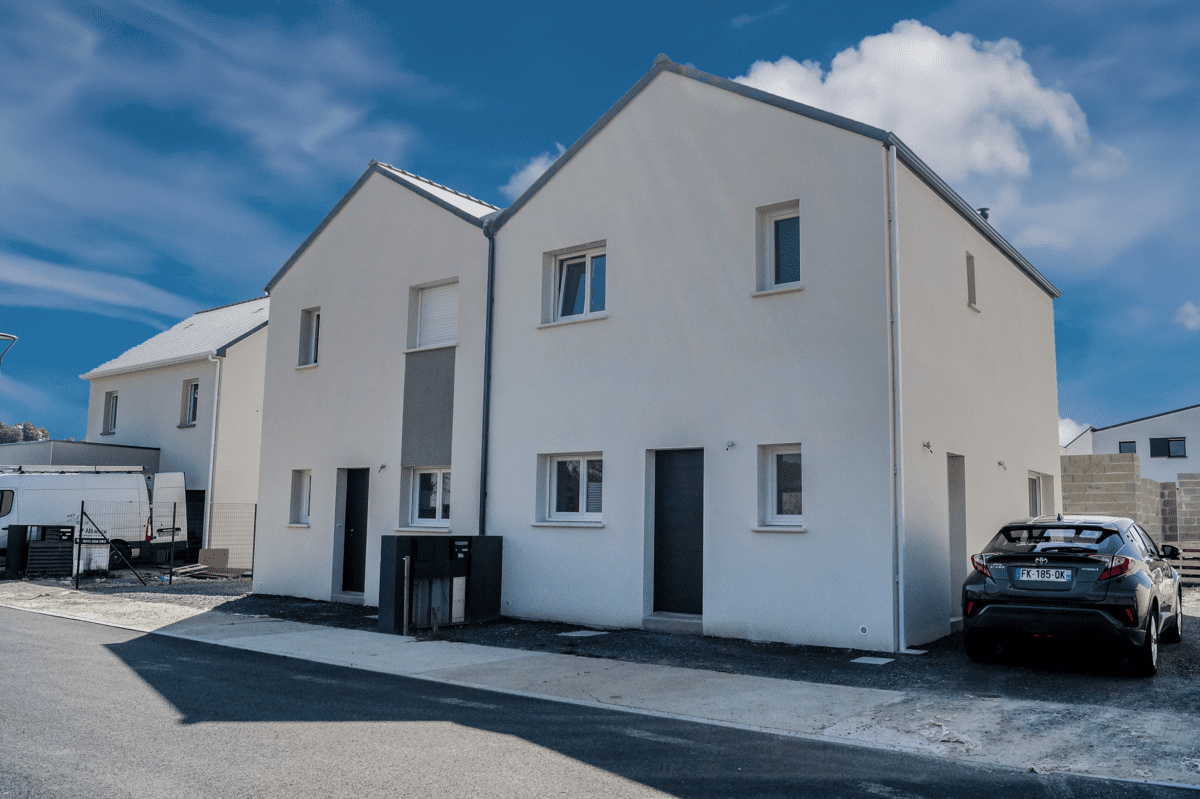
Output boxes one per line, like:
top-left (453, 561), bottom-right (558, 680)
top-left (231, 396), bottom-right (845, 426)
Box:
top-left (971, 553), bottom-right (992, 578)
top-left (1099, 556), bottom-right (1130, 581)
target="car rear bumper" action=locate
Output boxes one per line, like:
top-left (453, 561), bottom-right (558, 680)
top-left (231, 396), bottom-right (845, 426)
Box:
top-left (964, 604), bottom-right (1145, 647)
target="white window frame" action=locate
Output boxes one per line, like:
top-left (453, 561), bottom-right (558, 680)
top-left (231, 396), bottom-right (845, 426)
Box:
top-left (1028, 474), bottom-right (1042, 517)
top-left (290, 469), bottom-right (312, 525)
top-left (548, 454), bottom-right (603, 521)
top-left (764, 444), bottom-right (803, 526)
top-left (180, 379), bottom-right (199, 426)
top-left (410, 467), bottom-right (451, 527)
top-left (553, 248), bottom-right (606, 321)
top-left (103, 391), bottom-right (119, 434)
top-left (756, 200), bottom-right (801, 292)
top-left (298, 307), bottom-right (320, 366)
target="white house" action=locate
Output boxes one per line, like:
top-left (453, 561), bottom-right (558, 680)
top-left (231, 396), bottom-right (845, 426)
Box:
top-left (482, 57), bottom-right (1060, 651)
top-left (251, 162), bottom-right (495, 604)
top-left (251, 57), bottom-right (1061, 652)
top-left (1063, 404), bottom-right (1200, 484)
top-left (81, 297), bottom-right (269, 525)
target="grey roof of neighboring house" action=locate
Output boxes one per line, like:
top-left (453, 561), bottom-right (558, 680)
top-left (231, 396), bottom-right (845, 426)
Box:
top-left (1093, 402), bottom-right (1200, 432)
top-left (488, 56), bottom-right (1060, 300)
top-left (1062, 426), bottom-right (1094, 448)
top-left (81, 297), bottom-right (269, 380)
top-left (263, 161), bottom-right (499, 294)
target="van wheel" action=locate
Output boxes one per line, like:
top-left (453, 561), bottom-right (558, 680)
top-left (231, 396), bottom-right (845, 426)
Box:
top-left (1128, 610), bottom-right (1158, 677)
top-left (1162, 590), bottom-right (1183, 644)
top-left (108, 542), bottom-right (131, 571)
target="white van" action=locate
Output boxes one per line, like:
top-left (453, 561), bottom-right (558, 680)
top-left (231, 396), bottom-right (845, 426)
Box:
top-left (0, 468), bottom-right (190, 571)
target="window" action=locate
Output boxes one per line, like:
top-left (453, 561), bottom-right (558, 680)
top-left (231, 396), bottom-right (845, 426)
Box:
top-left (298, 307), bottom-right (320, 366)
top-left (102, 391), bottom-right (118, 433)
top-left (966, 252), bottom-right (978, 309)
top-left (411, 468), bottom-right (451, 526)
top-left (763, 445), bottom-right (802, 525)
top-left (1150, 437), bottom-right (1186, 458)
top-left (180, 380), bottom-right (199, 426)
top-left (0, 489), bottom-right (12, 518)
top-left (549, 455), bottom-right (602, 520)
top-left (555, 250), bottom-right (605, 320)
top-left (1028, 475), bottom-right (1042, 517)
top-left (289, 469), bottom-right (312, 524)
top-left (756, 200), bottom-right (801, 291)
top-left (413, 282), bottom-right (458, 348)
top-left (1119, 441), bottom-right (1136, 454)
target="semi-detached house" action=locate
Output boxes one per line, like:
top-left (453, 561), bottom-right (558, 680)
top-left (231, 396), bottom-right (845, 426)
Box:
top-left (253, 57), bottom-right (1062, 652)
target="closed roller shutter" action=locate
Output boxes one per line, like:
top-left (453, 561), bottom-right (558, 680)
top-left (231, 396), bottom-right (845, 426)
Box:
top-left (417, 283), bottom-right (458, 347)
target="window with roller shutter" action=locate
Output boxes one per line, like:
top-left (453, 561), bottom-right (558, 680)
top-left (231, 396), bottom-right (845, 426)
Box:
top-left (416, 283), bottom-right (458, 348)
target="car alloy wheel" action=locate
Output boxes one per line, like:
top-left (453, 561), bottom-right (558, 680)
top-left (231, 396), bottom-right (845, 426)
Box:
top-left (1162, 590), bottom-right (1183, 644)
top-left (1130, 611), bottom-right (1158, 678)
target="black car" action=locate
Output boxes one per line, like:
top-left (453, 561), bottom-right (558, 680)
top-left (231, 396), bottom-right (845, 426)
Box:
top-left (962, 514), bottom-right (1183, 676)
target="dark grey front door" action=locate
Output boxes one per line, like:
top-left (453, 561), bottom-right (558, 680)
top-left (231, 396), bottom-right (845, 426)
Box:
top-left (654, 449), bottom-right (704, 615)
top-left (342, 468), bottom-right (369, 592)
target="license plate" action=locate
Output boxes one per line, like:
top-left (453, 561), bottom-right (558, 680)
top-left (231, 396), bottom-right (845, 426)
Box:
top-left (1016, 567), bottom-right (1072, 582)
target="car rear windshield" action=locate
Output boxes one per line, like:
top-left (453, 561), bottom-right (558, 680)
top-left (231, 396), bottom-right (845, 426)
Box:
top-left (987, 527), bottom-right (1125, 555)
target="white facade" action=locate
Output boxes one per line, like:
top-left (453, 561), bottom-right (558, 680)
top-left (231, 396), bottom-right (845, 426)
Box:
top-left (81, 299), bottom-right (268, 507)
top-left (484, 65), bottom-right (1060, 651)
top-left (252, 164), bottom-right (493, 603)
top-left (1088, 405), bottom-right (1200, 484)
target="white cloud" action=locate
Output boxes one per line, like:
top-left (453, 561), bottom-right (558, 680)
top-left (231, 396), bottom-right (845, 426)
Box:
top-left (734, 20), bottom-right (1091, 184)
top-left (1176, 301), bottom-right (1200, 331)
top-left (0, 373), bottom-right (65, 417)
top-left (500, 143), bottom-right (567, 202)
top-left (1013, 226), bottom-right (1074, 251)
top-left (1058, 417), bottom-right (1090, 448)
top-left (731, 3), bottom-right (790, 30)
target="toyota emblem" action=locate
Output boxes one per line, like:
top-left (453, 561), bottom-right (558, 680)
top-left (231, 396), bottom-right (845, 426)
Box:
top-left (1035, 556), bottom-right (1048, 565)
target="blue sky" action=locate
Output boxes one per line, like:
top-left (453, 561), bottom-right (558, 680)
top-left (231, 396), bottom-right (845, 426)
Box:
top-left (1, 0), bottom-right (1197, 444)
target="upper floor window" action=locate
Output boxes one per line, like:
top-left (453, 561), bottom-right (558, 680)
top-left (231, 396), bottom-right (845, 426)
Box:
top-left (1118, 441), bottom-right (1136, 454)
top-left (102, 391), bottom-right (118, 434)
top-left (298, 307), bottom-right (320, 366)
top-left (556, 250), bottom-right (605, 320)
top-left (180, 379), bottom-right (199, 427)
top-left (966, 252), bottom-right (978, 309)
top-left (1150, 437), bottom-right (1186, 458)
top-left (756, 200), bottom-right (800, 291)
top-left (411, 281), bottom-right (458, 349)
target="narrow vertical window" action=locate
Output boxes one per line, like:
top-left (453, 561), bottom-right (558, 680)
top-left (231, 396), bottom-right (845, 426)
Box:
top-left (103, 391), bottom-right (119, 433)
top-left (298, 307), bottom-right (321, 366)
top-left (589, 254), bottom-right (606, 313)
top-left (755, 200), bottom-right (801, 291)
top-left (180, 380), bottom-right (200, 426)
top-left (774, 216), bottom-right (800, 285)
top-left (966, 253), bottom-right (977, 309)
top-left (763, 445), bottom-right (803, 525)
top-left (1028, 475), bottom-right (1041, 517)
top-left (290, 469), bottom-right (312, 524)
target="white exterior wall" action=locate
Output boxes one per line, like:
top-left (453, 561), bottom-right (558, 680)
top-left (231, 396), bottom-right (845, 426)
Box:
top-left (893, 162), bottom-right (1061, 646)
top-left (253, 172), bottom-right (488, 604)
top-left (210, 325), bottom-right (267, 505)
top-left (1092, 407), bottom-right (1200, 483)
top-left (85, 360), bottom-right (218, 489)
top-left (488, 71), bottom-right (898, 650)
top-left (1062, 429), bottom-right (1093, 455)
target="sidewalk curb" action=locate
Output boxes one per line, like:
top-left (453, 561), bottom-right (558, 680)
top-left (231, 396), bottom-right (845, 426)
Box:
top-left (5, 600), bottom-right (1200, 791)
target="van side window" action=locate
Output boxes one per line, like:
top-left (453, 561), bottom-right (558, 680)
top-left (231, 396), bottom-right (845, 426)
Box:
top-left (0, 490), bottom-right (12, 517)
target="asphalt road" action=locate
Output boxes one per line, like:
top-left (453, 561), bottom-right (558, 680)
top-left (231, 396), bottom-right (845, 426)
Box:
top-left (1, 608), bottom-right (1193, 799)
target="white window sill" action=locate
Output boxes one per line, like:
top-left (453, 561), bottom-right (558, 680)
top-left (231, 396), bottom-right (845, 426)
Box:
top-left (393, 526), bottom-right (451, 533)
top-left (751, 284), bottom-right (804, 298)
top-left (531, 521), bottom-right (605, 529)
top-left (404, 342), bottom-right (457, 355)
top-left (295, 362), bottom-right (319, 371)
top-left (287, 523), bottom-right (310, 529)
top-left (538, 313), bottom-right (608, 330)
top-left (99, 431), bottom-right (115, 436)
top-left (752, 525), bottom-right (807, 534)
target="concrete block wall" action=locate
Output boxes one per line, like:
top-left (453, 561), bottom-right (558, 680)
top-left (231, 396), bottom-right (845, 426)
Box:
top-left (1161, 482), bottom-right (1178, 543)
top-left (1061, 454), bottom-right (1142, 519)
top-left (1177, 473), bottom-right (1200, 541)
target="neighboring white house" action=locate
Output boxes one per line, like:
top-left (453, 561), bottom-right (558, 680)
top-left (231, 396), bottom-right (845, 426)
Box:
top-left (1063, 404), bottom-right (1200, 484)
top-left (251, 57), bottom-right (1061, 652)
top-left (251, 162), bottom-right (495, 604)
top-left (80, 297), bottom-right (269, 519)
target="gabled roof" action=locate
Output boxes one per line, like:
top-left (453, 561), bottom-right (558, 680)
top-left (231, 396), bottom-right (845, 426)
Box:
top-left (1062, 425), bottom-right (1094, 448)
top-left (81, 297), bottom-right (269, 380)
top-left (1094, 402), bottom-right (1200, 432)
top-left (487, 56), bottom-right (1059, 300)
top-left (264, 161), bottom-right (500, 293)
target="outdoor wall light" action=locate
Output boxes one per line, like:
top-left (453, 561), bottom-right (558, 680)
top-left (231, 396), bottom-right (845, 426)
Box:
top-left (998, 461), bottom-right (1007, 470)
top-left (922, 441), bottom-right (932, 453)
top-left (379, 463), bottom-right (387, 472)
top-left (725, 440), bottom-right (735, 450)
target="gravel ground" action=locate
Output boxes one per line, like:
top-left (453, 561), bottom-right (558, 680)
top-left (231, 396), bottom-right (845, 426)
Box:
top-left (30, 571), bottom-right (1200, 706)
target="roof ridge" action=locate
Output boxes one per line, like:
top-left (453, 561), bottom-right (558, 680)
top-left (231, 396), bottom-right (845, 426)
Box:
top-left (375, 162), bottom-right (500, 210)
top-left (194, 296), bottom-right (269, 315)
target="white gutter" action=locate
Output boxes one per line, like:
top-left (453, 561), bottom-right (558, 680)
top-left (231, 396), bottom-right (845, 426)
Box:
top-left (886, 144), bottom-right (907, 653)
top-left (203, 353), bottom-right (223, 548)
top-left (80, 352), bottom-right (217, 381)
